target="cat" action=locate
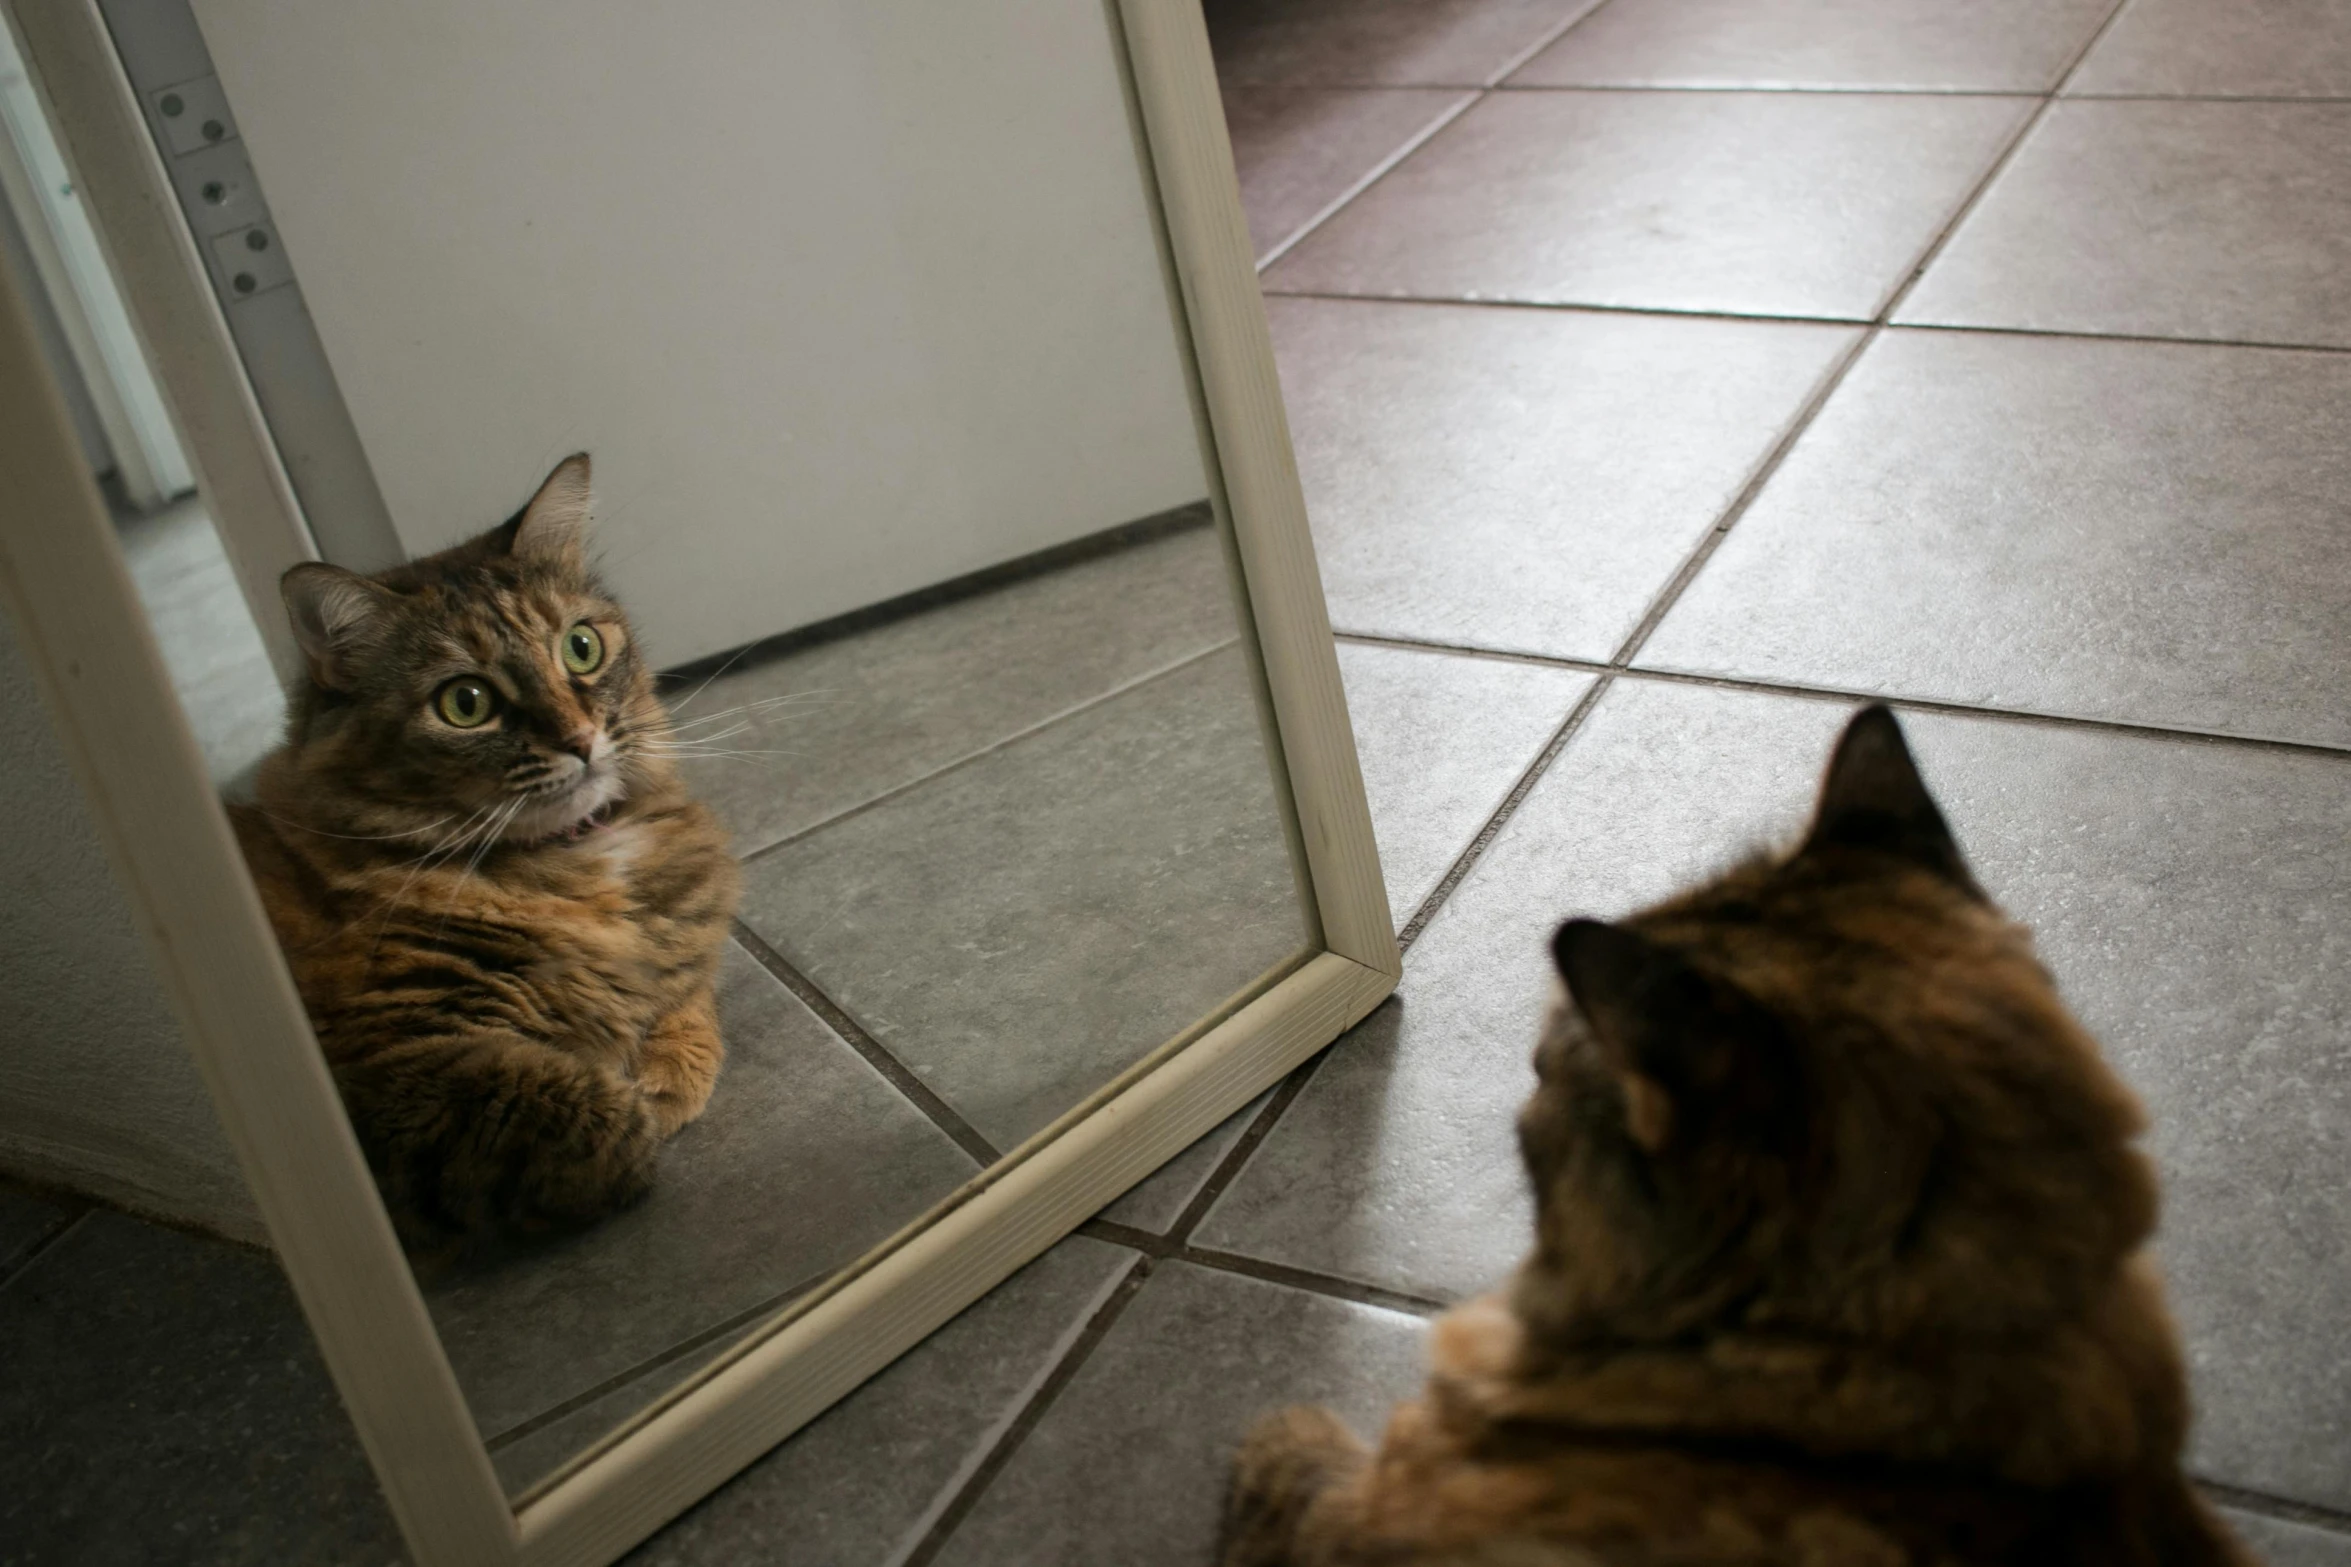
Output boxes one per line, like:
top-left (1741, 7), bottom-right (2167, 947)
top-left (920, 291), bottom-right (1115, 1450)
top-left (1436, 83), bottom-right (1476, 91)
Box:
top-left (230, 453), bottom-right (741, 1253)
top-left (1220, 706), bottom-right (2252, 1567)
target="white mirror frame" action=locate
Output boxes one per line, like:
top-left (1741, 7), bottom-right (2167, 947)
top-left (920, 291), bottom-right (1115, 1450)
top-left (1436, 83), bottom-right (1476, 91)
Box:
top-left (0, 2), bottom-right (1398, 1563)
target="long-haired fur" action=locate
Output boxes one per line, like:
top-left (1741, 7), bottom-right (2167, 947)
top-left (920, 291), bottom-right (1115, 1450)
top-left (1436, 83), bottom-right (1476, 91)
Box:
top-left (1220, 706), bottom-right (2251, 1567)
top-left (230, 455), bottom-right (740, 1254)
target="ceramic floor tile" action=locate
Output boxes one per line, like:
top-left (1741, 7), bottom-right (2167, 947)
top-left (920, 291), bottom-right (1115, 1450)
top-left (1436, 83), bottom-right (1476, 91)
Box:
top-left (2070, 0), bottom-right (2351, 98)
top-left (1336, 640), bottom-right (1594, 924)
top-left (0, 1210), bottom-right (404, 1564)
top-left (739, 646), bottom-right (1308, 1152)
top-left (1266, 90), bottom-right (2030, 319)
top-left (1096, 1092), bottom-right (1270, 1234)
top-left (933, 1261), bottom-right (1428, 1567)
top-left (1222, 678), bottom-right (2351, 1509)
top-left (1640, 330), bottom-right (2351, 746)
top-left (1219, 87), bottom-right (1471, 261)
top-left (1512, 0), bottom-right (2112, 91)
top-left (670, 519), bottom-right (1239, 858)
top-left (2219, 1511), bottom-right (2351, 1567)
top-left (1269, 297), bottom-right (1858, 661)
top-left (423, 941), bottom-right (979, 1447)
top-left (625, 1238), bottom-right (1136, 1566)
top-left (1205, 0), bottom-right (1600, 87)
top-left (1899, 101), bottom-right (2351, 349)
top-left (0, 1183), bottom-right (71, 1276)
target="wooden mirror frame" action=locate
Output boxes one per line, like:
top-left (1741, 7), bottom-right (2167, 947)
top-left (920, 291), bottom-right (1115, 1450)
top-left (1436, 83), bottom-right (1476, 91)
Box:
top-left (0, 1), bottom-right (1397, 1561)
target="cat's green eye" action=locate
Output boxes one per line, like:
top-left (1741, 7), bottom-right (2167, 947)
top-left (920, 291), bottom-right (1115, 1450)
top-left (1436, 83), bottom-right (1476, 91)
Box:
top-left (561, 622), bottom-right (605, 675)
top-left (435, 679), bottom-right (497, 728)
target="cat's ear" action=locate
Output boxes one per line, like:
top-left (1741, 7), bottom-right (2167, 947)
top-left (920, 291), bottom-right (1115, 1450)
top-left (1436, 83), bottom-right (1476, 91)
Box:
top-left (1552, 919), bottom-right (1776, 1152)
top-left (1800, 704), bottom-right (1975, 889)
top-left (507, 453), bottom-right (592, 569)
top-left (282, 562), bottom-right (394, 690)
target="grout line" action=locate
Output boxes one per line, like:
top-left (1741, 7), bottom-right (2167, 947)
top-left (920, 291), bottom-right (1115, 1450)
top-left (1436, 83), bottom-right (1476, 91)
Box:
top-left (2197, 1478), bottom-right (2351, 1538)
top-left (0, 1208), bottom-right (90, 1294)
top-left (898, 1254), bottom-right (1156, 1567)
top-left (1487, 82), bottom-right (2043, 99)
top-left (1396, 675), bottom-right (1613, 949)
top-left (1164, 1049), bottom-right (1341, 1243)
top-left (1261, 287), bottom-right (1866, 327)
top-left (2067, 91), bottom-right (2351, 104)
top-left (1605, 327), bottom-right (1876, 663)
top-left (1175, 1245), bottom-right (1447, 1318)
top-left (1333, 632), bottom-right (2351, 764)
top-left (736, 639), bottom-right (1238, 866)
top-left (1255, 93), bottom-right (1480, 271)
top-left (730, 922), bottom-right (1002, 1168)
top-left (1365, 0), bottom-right (2138, 960)
top-left (481, 1274), bottom-right (821, 1457)
top-left (1886, 318), bottom-right (2351, 357)
top-left (1252, 0), bottom-right (1619, 273)
top-left (1483, 0), bottom-right (1622, 87)
top-left (1258, 288), bottom-right (2351, 357)
top-left (1074, 1222), bottom-right (1446, 1317)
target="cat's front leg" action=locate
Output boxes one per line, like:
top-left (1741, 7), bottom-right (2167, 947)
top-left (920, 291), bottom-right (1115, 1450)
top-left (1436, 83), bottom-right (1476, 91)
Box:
top-left (636, 988), bottom-right (725, 1137)
top-left (1219, 1404), bottom-right (1371, 1567)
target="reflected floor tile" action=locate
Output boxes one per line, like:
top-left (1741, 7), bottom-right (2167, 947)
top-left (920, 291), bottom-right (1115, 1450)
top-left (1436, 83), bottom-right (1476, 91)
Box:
top-left (0, 1211), bottom-right (402, 1563)
top-left (1219, 86), bottom-right (1471, 261)
top-left (740, 645), bottom-right (1306, 1152)
top-left (1205, 0), bottom-right (1599, 87)
top-left (424, 942), bottom-right (978, 1445)
top-left (1222, 679), bottom-right (2351, 1509)
top-left (1266, 90), bottom-right (2029, 319)
top-left (1512, 0), bottom-right (2111, 91)
top-left (934, 1261), bottom-right (1428, 1567)
top-left (1337, 640), bottom-right (1593, 924)
top-left (2069, 0), bottom-right (2351, 98)
top-left (1641, 330), bottom-right (2351, 746)
top-left (1269, 297), bottom-right (1857, 660)
top-left (1899, 101), bottom-right (2351, 349)
top-left (671, 520), bottom-right (1237, 857)
top-left (2221, 1511), bottom-right (2351, 1567)
top-left (626, 1238), bottom-right (1135, 1566)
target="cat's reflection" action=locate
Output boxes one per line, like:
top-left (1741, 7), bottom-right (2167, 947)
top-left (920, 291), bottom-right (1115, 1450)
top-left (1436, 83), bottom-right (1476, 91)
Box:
top-left (230, 454), bottom-right (740, 1262)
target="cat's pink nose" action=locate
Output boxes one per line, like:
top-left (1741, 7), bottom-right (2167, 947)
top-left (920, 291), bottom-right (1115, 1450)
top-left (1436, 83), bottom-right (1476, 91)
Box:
top-left (560, 729), bottom-right (598, 763)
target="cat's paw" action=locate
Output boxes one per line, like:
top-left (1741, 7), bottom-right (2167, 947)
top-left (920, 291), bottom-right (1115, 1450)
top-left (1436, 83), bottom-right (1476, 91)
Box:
top-left (1218, 1405), bottom-right (1367, 1567)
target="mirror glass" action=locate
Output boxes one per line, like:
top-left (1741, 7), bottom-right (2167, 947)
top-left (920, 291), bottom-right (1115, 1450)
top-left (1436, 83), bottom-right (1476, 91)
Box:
top-left (39, 0), bottom-right (1311, 1496)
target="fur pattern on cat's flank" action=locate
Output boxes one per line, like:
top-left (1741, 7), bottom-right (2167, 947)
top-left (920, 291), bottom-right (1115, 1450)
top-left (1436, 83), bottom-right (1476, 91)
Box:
top-left (1220, 707), bottom-right (2253, 1567)
top-left (230, 455), bottom-right (740, 1251)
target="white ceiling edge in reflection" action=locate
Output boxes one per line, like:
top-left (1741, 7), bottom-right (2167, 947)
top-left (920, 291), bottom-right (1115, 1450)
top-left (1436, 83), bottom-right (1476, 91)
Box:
top-left (185, 0), bottom-right (1210, 667)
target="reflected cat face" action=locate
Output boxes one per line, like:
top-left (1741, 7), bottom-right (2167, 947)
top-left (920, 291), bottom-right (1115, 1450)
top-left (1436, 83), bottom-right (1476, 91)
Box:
top-left (1513, 707), bottom-right (2158, 1351)
top-left (275, 454), bottom-right (674, 846)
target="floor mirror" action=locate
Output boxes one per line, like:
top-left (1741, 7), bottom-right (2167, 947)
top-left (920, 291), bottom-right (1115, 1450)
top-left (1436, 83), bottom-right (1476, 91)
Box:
top-left (0, 0), bottom-right (1398, 1561)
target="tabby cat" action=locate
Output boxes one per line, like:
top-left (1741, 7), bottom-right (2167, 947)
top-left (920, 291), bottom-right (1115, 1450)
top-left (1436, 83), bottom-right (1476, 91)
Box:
top-left (1221, 706), bottom-right (2252, 1567)
top-left (231, 454), bottom-right (740, 1252)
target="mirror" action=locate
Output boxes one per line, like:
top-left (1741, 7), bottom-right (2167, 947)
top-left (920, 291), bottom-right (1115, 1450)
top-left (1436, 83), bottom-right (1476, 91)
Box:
top-left (21, 0), bottom-right (1320, 1502)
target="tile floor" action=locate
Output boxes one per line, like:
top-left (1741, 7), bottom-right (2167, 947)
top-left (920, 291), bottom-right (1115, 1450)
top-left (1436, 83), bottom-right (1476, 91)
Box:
top-left (10, 0), bottom-right (2351, 1558)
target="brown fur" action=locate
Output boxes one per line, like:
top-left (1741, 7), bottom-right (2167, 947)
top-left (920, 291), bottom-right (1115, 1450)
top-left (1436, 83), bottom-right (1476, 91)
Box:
top-left (229, 455), bottom-right (740, 1254)
top-left (1221, 707), bottom-right (2253, 1567)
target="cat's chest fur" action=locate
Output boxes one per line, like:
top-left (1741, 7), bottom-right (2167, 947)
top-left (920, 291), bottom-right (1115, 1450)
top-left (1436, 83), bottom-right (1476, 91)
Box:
top-left (477, 803), bottom-right (737, 1057)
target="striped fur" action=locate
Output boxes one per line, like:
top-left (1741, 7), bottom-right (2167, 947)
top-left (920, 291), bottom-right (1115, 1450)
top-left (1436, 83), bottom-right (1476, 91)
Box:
top-left (229, 456), bottom-right (740, 1253)
top-left (1221, 708), bottom-right (2250, 1567)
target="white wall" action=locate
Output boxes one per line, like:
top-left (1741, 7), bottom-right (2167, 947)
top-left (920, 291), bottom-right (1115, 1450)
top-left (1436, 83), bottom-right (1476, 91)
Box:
top-left (0, 600), bottom-right (263, 1243)
top-left (191, 0), bottom-right (1209, 666)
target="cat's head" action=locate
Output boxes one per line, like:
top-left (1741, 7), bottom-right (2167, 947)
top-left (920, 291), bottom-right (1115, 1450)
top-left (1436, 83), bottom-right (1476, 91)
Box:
top-left (1513, 706), bottom-right (2156, 1351)
top-left (274, 454), bottom-right (672, 845)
